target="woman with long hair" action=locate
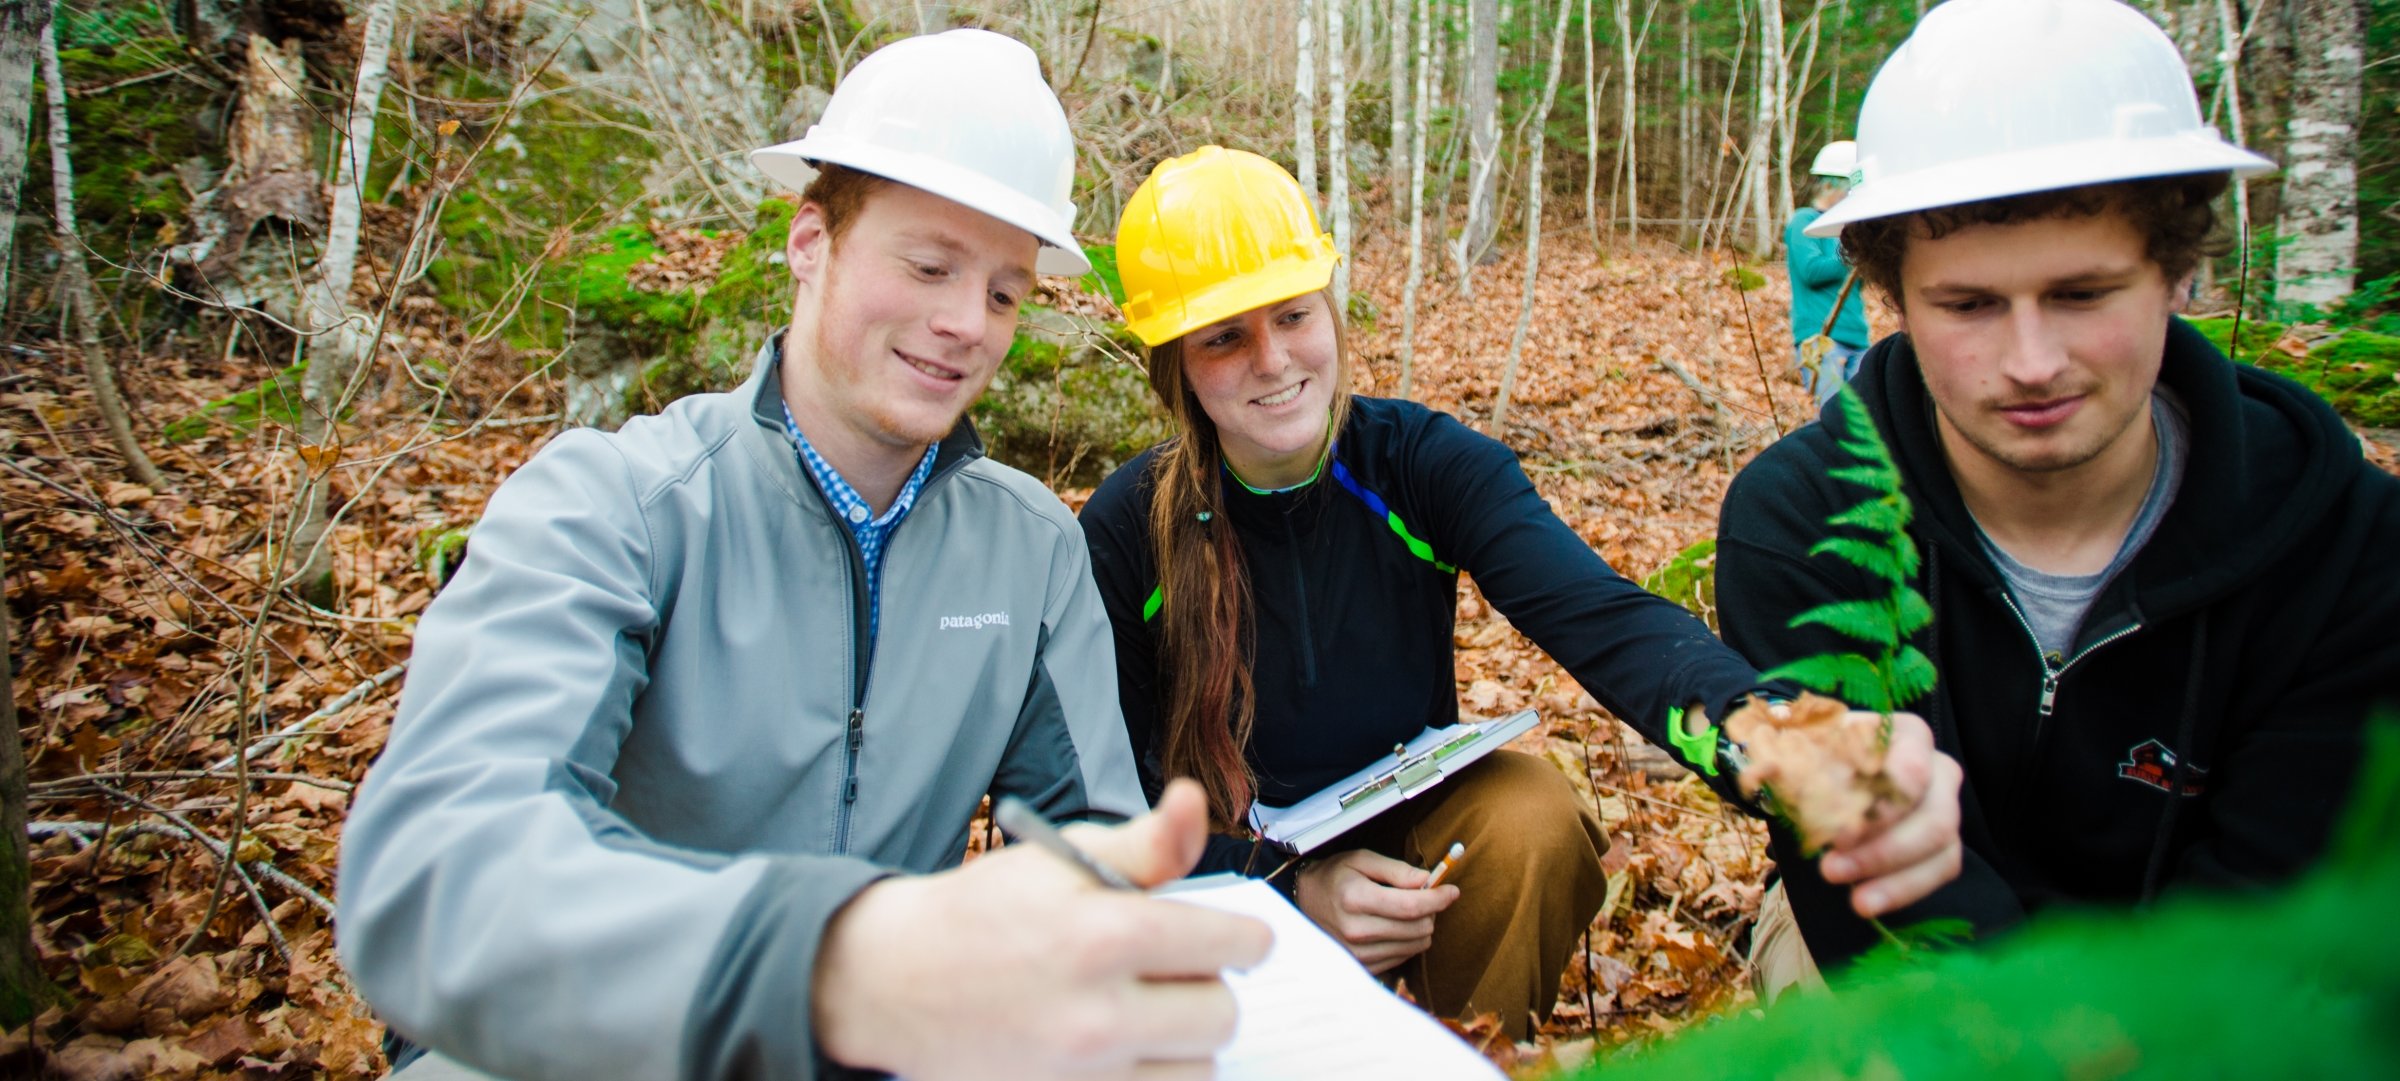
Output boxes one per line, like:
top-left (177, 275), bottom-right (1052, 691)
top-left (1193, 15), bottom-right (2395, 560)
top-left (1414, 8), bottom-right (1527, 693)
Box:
top-left (1079, 147), bottom-right (1962, 1037)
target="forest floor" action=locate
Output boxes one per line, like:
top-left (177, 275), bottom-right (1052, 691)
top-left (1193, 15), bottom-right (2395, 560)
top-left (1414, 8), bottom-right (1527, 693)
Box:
top-left (5, 232), bottom-right (2393, 1080)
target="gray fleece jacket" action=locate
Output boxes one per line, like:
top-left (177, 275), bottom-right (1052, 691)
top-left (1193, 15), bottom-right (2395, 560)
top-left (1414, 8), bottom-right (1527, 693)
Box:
top-left (336, 339), bottom-right (1146, 1081)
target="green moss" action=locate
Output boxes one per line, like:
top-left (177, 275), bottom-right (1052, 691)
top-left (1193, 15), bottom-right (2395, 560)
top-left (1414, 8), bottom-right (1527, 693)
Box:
top-left (1640, 537), bottom-right (1718, 633)
top-left (972, 320), bottom-right (1168, 487)
top-left (416, 527), bottom-right (473, 590)
top-left (1080, 244), bottom-right (1127, 306)
top-left (20, 37), bottom-right (214, 266)
top-left (164, 363), bottom-right (310, 444)
top-left (2188, 317), bottom-right (2400, 428)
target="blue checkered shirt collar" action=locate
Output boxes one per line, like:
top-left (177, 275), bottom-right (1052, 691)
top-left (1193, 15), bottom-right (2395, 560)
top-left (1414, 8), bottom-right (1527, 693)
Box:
top-left (780, 400), bottom-right (938, 532)
top-left (780, 399), bottom-right (938, 645)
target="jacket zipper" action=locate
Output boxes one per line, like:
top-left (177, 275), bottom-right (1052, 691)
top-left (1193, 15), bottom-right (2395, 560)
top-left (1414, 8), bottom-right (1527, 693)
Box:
top-left (1997, 592), bottom-right (2140, 743)
top-left (823, 448), bottom-right (975, 854)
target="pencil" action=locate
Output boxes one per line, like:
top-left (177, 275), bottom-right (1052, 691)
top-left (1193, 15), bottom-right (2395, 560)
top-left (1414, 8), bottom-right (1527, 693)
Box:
top-left (1423, 842), bottom-right (1465, 889)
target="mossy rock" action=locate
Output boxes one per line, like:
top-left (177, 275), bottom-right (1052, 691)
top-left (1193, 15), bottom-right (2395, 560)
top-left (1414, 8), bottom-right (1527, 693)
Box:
top-left (18, 37), bottom-right (216, 278)
top-left (972, 312), bottom-right (1167, 489)
top-left (2187, 317), bottom-right (2400, 428)
top-left (1640, 537), bottom-right (1718, 633)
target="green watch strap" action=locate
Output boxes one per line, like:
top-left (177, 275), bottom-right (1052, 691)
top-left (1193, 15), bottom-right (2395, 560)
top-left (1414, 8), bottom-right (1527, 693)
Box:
top-left (1666, 704), bottom-right (1721, 778)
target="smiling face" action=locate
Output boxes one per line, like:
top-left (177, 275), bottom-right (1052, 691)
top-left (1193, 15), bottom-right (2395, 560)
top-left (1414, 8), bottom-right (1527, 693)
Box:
top-left (1897, 208), bottom-right (2188, 481)
top-left (1177, 291), bottom-right (1342, 488)
top-left (780, 181), bottom-right (1038, 461)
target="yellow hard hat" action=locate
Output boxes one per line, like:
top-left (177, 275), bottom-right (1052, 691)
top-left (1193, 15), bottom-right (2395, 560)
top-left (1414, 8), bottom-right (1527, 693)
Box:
top-left (1116, 146), bottom-right (1340, 348)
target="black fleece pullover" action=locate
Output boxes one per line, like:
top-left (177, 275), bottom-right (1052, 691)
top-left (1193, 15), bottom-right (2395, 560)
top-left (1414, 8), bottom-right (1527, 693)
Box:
top-left (1081, 396), bottom-right (1780, 879)
top-left (1718, 319), bottom-right (2400, 968)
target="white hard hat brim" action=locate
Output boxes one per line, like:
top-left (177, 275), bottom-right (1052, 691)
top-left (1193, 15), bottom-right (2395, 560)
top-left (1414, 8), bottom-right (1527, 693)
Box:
top-left (753, 133), bottom-right (1092, 278)
top-left (1805, 131), bottom-right (2275, 238)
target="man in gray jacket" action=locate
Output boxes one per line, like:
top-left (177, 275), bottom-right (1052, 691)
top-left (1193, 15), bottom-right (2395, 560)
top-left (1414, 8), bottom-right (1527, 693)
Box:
top-left (338, 30), bottom-right (1268, 1081)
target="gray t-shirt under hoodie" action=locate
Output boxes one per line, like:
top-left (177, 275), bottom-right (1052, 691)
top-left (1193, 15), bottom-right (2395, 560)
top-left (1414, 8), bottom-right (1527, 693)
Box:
top-left (1976, 392), bottom-right (2190, 659)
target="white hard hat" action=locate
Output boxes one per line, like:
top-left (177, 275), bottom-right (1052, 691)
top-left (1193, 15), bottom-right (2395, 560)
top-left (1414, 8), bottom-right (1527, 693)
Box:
top-left (1809, 141), bottom-right (1857, 180)
top-left (751, 29), bottom-right (1090, 277)
top-left (1807, 0), bottom-right (2274, 238)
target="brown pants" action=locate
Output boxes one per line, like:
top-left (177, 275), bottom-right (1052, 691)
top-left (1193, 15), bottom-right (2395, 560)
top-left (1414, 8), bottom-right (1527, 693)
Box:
top-left (1331, 749), bottom-right (1610, 1040)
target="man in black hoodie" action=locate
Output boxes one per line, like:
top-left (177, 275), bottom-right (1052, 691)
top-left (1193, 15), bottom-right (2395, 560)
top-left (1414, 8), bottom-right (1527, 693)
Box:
top-left (1717, 0), bottom-right (2400, 993)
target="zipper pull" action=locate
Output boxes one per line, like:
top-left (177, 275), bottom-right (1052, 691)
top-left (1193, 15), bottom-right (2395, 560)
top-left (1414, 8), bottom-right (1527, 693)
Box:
top-left (2038, 670), bottom-right (2059, 717)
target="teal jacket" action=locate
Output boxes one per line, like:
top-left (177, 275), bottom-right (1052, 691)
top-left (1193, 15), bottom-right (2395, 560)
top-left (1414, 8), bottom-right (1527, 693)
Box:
top-left (1785, 207), bottom-right (1869, 348)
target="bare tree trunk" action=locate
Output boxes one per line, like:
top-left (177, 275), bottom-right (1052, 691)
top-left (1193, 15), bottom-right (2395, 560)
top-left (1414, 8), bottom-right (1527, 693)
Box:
top-left (1614, 0), bottom-right (1637, 240)
top-left (0, 4), bottom-right (57, 1025)
top-left (2212, 0), bottom-right (2257, 294)
top-left (1328, 0), bottom-right (1352, 318)
top-left (1705, 2), bottom-right (1750, 251)
top-left (41, 15), bottom-right (166, 490)
top-left (1677, 3), bottom-right (1692, 245)
top-left (1389, 0), bottom-right (1410, 194)
top-left (1582, 0), bottom-right (1598, 244)
top-left (2272, 0), bottom-right (2360, 311)
top-left (1748, 0), bottom-right (1785, 253)
top-left (0, 516), bottom-right (54, 1027)
top-left (1457, 0), bottom-right (1499, 291)
top-left (1492, 0), bottom-right (1576, 436)
top-left (288, 0), bottom-right (399, 607)
top-left (1298, 0), bottom-right (1319, 204)
top-left (0, 0), bottom-right (42, 312)
top-left (1776, 1), bottom-right (1810, 228)
top-left (1398, 0), bottom-right (1434, 399)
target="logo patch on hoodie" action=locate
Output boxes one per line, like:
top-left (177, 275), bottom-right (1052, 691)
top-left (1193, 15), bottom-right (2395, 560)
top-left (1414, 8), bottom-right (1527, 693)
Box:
top-left (2118, 739), bottom-right (2208, 796)
top-left (939, 611), bottom-right (1011, 630)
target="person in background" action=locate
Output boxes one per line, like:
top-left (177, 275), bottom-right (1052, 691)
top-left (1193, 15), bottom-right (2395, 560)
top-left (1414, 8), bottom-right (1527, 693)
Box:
top-left (1719, 0), bottom-right (2400, 1001)
top-left (338, 31), bottom-right (1267, 1081)
top-left (1080, 145), bottom-right (1965, 1039)
top-left (1787, 140), bottom-right (1873, 404)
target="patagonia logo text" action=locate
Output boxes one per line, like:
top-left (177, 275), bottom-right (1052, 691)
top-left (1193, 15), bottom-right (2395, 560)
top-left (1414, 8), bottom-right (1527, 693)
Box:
top-left (939, 612), bottom-right (1012, 630)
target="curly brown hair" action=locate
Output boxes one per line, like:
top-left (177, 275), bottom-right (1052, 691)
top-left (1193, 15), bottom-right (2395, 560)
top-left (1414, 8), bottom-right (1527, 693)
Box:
top-left (1840, 173), bottom-right (2230, 307)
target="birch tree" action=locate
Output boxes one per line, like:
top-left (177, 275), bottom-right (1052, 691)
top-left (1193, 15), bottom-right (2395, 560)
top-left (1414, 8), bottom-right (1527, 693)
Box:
top-left (0, 0), bottom-right (41, 312)
top-left (2211, 0), bottom-right (2256, 267)
top-left (1614, 0), bottom-right (1638, 238)
top-left (0, 3), bottom-right (59, 1028)
top-left (1389, 0), bottom-right (1411, 193)
top-left (1398, 0), bottom-right (1435, 398)
top-left (1582, 0), bottom-right (1599, 242)
top-left (1297, 0), bottom-right (1319, 203)
top-left (1677, 3), bottom-right (1693, 243)
top-left (1492, 0), bottom-right (1577, 435)
top-left (1748, 0), bottom-right (1787, 252)
top-left (41, 13), bottom-right (165, 489)
top-left (1457, 0), bottom-right (1499, 290)
top-left (288, 0), bottom-right (399, 605)
top-left (2273, 0), bottom-right (2362, 310)
top-left (1327, 0), bottom-right (1353, 316)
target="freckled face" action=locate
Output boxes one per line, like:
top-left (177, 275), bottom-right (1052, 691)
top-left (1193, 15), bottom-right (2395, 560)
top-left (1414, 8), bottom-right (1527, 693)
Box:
top-left (1178, 292), bottom-right (1341, 478)
top-left (787, 183), bottom-right (1039, 448)
top-left (1898, 210), bottom-right (2186, 476)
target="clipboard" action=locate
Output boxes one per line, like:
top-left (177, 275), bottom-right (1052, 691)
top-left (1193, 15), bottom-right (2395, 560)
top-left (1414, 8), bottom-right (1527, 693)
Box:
top-left (1246, 709), bottom-right (1540, 855)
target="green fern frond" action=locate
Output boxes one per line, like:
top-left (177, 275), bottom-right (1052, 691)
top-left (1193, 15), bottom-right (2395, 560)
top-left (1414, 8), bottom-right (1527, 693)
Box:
top-left (1893, 589), bottom-right (1934, 637)
top-left (1889, 645), bottom-right (1938, 706)
top-left (1826, 497), bottom-right (1908, 535)
top-left (1789, 599), bottom-right (1901, 648)
top-left (1808, 536), bottom-right (1910, 586)
top-left (1828, 463), bottom-right (1903, 493)
top-left (1761, 654), bottom-right (1893, 713)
